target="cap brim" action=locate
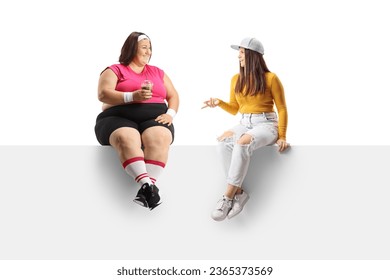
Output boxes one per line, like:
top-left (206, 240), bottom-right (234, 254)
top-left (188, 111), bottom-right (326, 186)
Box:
top-left (231, 45), bottom-right (240, 50)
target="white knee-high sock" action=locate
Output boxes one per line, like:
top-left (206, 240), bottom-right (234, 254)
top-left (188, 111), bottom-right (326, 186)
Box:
top-left (145, 159), bottom-right (166, 185)
top-left (122, 157), bottom-right (152, 186)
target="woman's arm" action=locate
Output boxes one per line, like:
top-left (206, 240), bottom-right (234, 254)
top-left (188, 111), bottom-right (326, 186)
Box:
top-left (155, 73), bottom-right (179, 126)
top-left (98, 68), bottom-right (151, 110)
top-left (271, 74), bottom-right (288, 141)
top-left (271, 74), bottom-right (289, 152)
top-left (202, 75), bottom-right (239, 114)
top-left (98, 68), bottom-right (126, 106)
top-left (164, 73), bottom-right (179, 113)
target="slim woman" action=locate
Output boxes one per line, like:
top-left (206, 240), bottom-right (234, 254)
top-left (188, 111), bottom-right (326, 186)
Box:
top-left (203, 37), bottom-right (288, 221)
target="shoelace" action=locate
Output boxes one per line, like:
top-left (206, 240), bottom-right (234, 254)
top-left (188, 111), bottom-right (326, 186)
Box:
top-left (216, 198), bottom-right (232, 210)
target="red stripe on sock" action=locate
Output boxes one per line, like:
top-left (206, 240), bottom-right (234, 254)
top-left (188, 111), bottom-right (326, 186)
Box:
top-left (135, 173), bottom-right (148, 183)
top-left (145, 159), bottom-right (166, 168)
top-left (122, 157), bottom-right (144, 168)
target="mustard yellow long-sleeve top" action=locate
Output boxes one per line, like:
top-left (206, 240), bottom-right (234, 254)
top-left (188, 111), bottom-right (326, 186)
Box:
top-left (218, 72), bottom-right (288, 140)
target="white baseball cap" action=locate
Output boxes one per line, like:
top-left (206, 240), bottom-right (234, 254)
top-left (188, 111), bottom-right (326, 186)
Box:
top-left (231, 37), bottom-right (264, 55)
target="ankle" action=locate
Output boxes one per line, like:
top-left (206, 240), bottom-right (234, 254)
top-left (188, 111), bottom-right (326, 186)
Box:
top-left (236, 189), bottom-right (243, 195)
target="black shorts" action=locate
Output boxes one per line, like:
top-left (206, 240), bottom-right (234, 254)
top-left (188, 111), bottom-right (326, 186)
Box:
top-left (94, 103), bottom-right (175, 145)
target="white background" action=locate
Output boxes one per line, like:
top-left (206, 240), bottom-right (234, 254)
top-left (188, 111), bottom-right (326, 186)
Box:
top-left (1, 1), bottom-right (390, 278)
top-left (1, 0), bottom-right (389, 145)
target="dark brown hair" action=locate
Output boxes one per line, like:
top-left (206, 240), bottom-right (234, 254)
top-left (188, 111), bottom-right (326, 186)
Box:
top-left (235, 49), bottom-right (270, 96)
top-left (118, 32), bottom-right (152, 65)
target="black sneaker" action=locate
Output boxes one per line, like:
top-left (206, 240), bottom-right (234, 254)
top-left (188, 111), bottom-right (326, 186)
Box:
top-left (133, 183), bottom-right (149, 208)
top-left (146, 184), bottom-right (161, 210)
top-left (133, 183), bottom-right (161, 210)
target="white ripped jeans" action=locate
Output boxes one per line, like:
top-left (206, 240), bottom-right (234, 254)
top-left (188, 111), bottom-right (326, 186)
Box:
top-left (217, 112), bottom-right (278, 187)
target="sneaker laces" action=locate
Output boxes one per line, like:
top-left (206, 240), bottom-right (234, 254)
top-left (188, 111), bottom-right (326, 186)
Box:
top-left (216, 198), bottom-right (232, 211)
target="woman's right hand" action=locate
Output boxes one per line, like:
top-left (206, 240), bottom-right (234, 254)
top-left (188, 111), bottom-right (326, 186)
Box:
top-left (201, 98), bottom-right (219, 109)
top-left (133, 89), bottom-right (153, 101)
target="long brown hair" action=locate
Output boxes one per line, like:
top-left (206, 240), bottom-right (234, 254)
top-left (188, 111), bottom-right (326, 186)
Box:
top-left (235, 49), bottom-right (270, 96)
top-left (118, 32), bottom-right (152, 65)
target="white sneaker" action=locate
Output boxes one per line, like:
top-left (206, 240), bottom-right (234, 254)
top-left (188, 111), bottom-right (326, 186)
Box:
top-left (228, 191), bottom-right (249, 219)
top-left (211, 196), bottom-right (233, 221)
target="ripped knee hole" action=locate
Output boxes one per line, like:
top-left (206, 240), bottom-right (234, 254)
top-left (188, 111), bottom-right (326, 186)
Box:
top-left (217, 131), bottom-right (234, 142)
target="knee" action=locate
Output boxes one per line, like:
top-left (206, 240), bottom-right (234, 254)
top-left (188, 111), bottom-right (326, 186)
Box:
top-left (110, 134), bottom-right (130, 150)
top-left (217, 131), bottom-right (234, 142)
top-left (217, 131), bottom-right (235, 154)
top-left (236, 134), bottom-right (253, 145)
top-left (109, 129), bottom-right (140, 150)
top-left (143, 129), bottom-right (171, 150)
top-left (144, 138), bottom-right (165, 150)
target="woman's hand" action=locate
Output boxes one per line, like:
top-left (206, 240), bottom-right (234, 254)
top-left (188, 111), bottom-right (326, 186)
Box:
top-left (133, 89), bottom-right (153, 101)
top-left (201, 98), bottom-right (219, 109)
top-left (276, 139), bottom-right (290, 152)
top-left (155, 114), bottom-right (173, 126)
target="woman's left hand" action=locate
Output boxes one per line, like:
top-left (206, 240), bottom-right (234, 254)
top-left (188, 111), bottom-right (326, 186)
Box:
top-left (155, 114), bottom-right (173, 126)
top-left (276, 139), bottom-right (290, 152)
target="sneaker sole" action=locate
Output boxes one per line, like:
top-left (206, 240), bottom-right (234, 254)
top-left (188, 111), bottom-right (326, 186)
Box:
top-left (211, 211), bottom-right (230, 221)
top-left (149, 202), bottom-right (162, 210)
top-left (211, 215), bottom-right (227, 222)
top-left (133, 198), bottom-right (162, 210)
top-left (133, 198), bottom-right (148, 208)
